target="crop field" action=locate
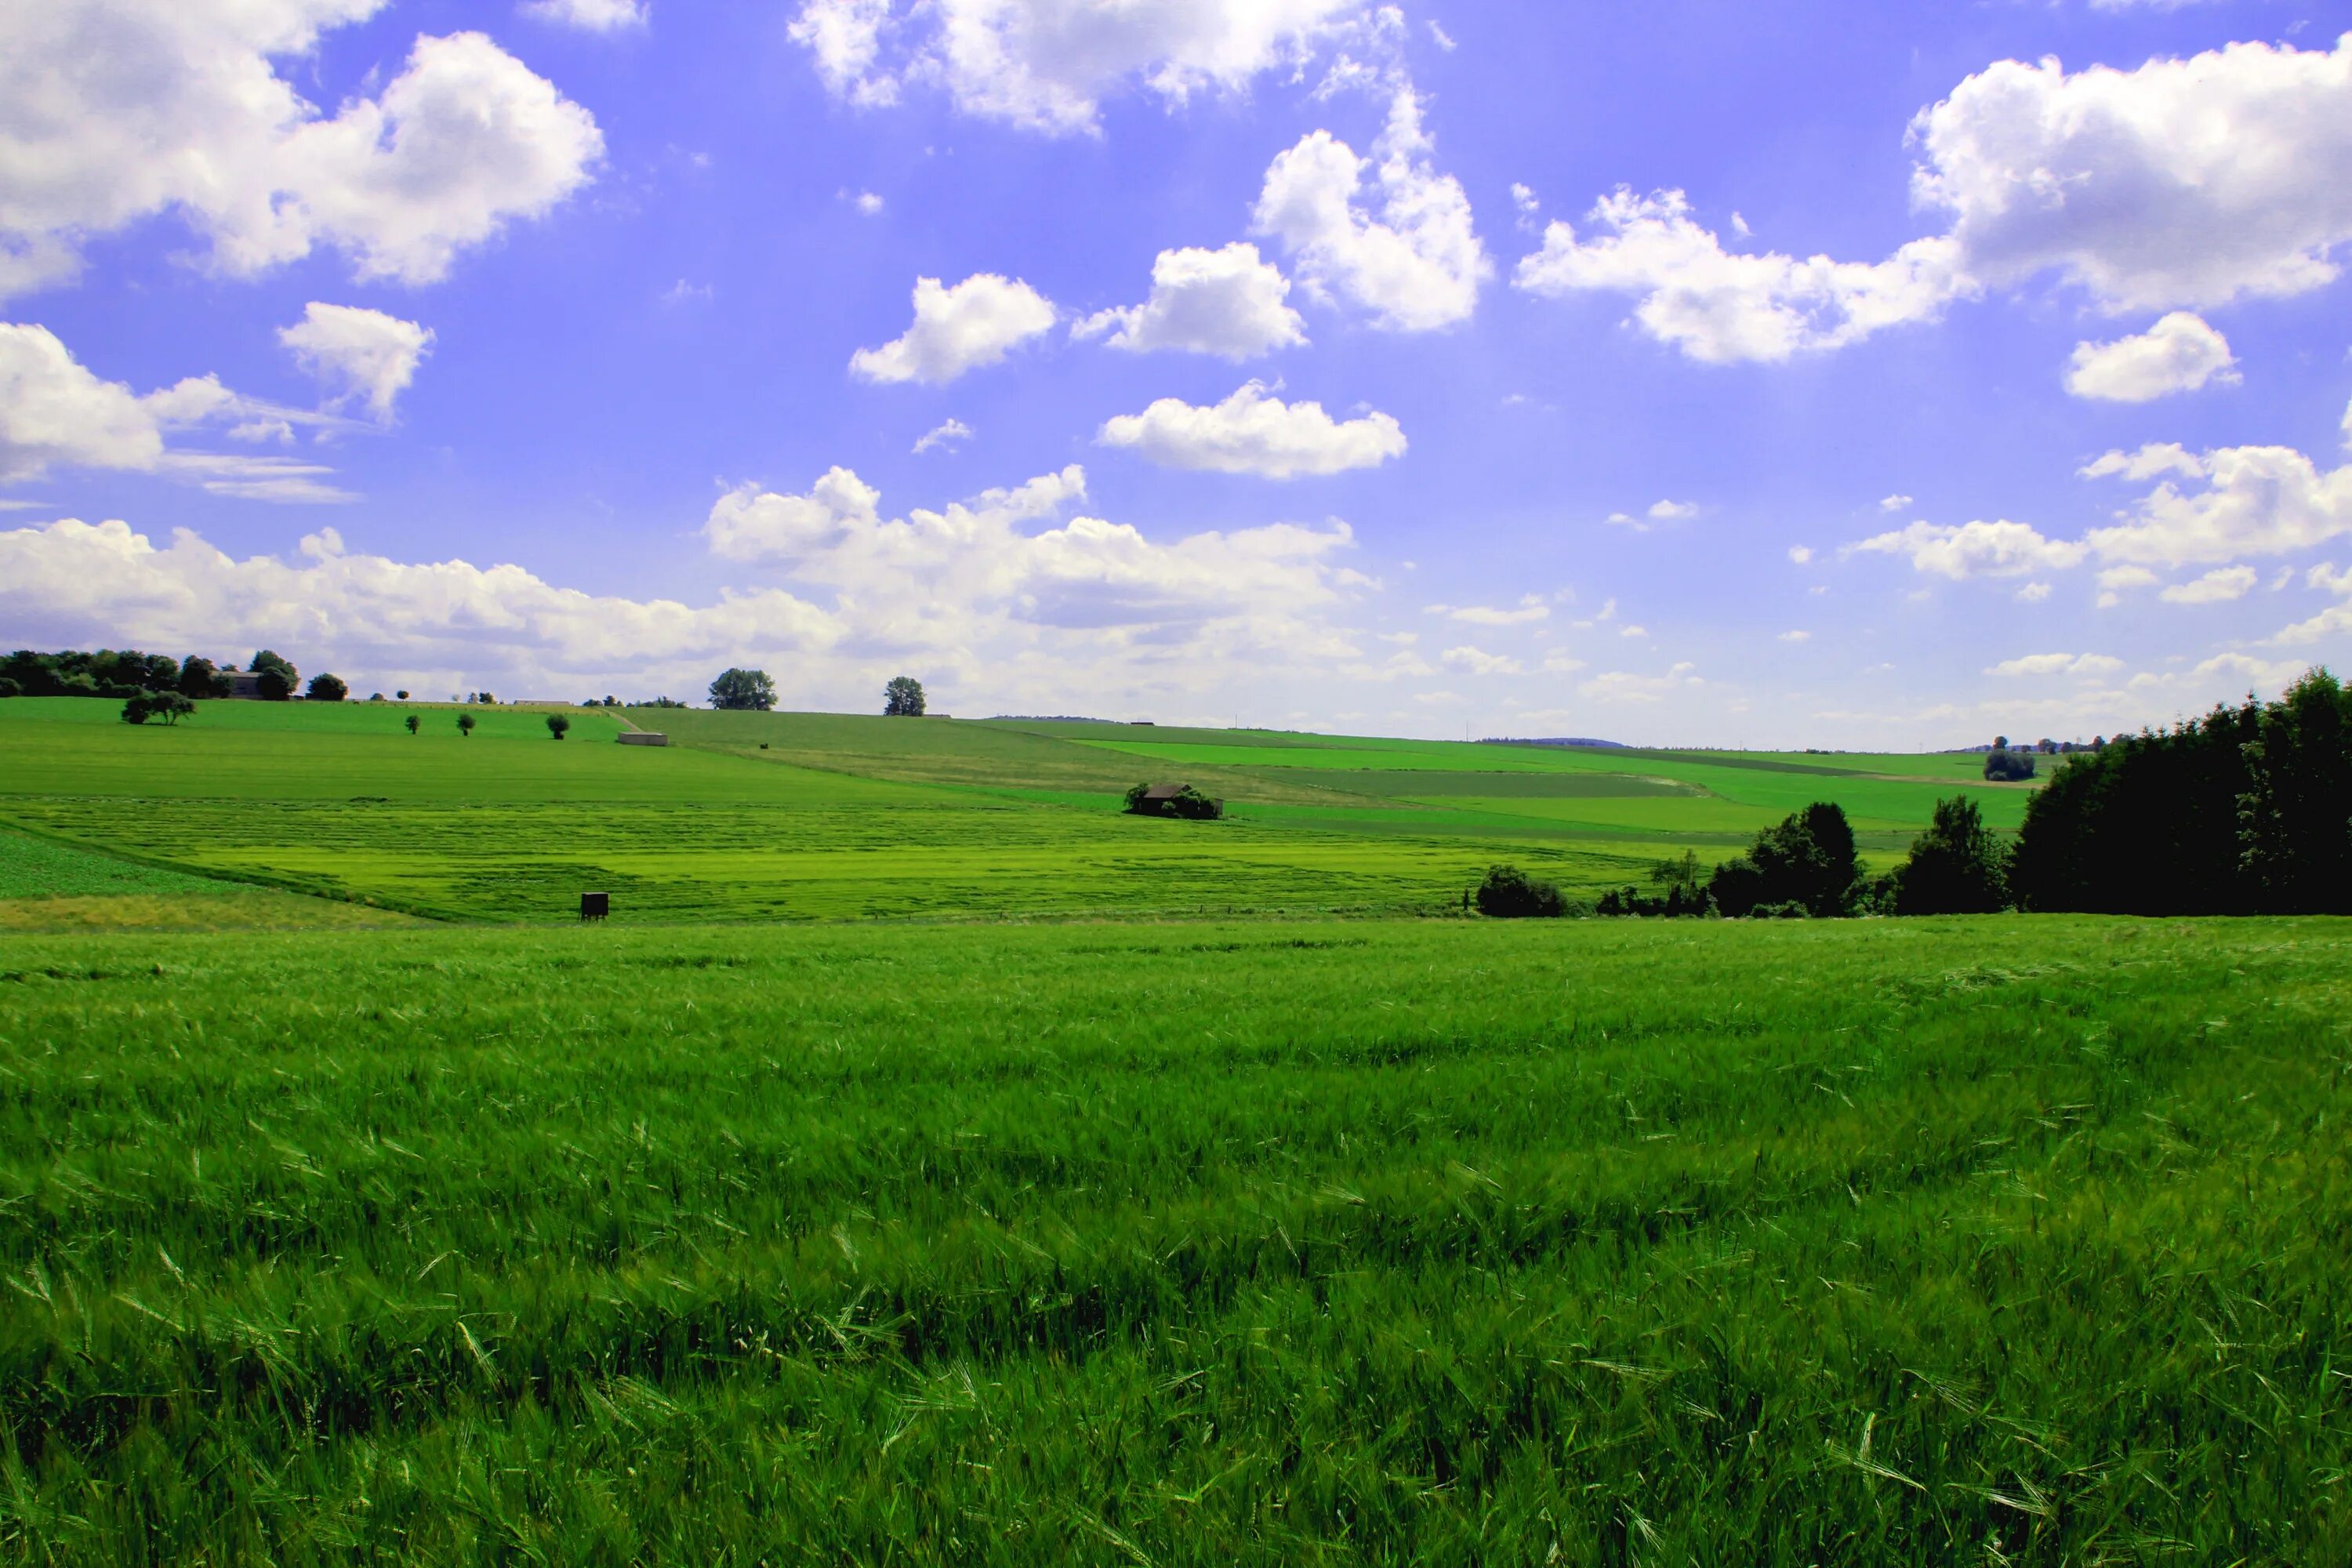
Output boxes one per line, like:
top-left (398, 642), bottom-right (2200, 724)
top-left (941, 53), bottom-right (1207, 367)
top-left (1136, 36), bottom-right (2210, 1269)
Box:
top-left (0, 699), bottom-right (2028, 924)
top-left (0, 915), bottom-right (2345, 1563)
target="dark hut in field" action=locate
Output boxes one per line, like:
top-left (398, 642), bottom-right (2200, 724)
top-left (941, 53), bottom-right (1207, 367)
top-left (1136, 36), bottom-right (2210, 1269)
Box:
top-left (1125, 782), bottom-right (1223, 820)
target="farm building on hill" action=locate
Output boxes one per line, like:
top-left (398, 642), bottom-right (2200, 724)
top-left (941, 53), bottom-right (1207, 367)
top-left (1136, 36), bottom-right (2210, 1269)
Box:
top-left (1125, 782), bottom-right (1223, 820)
top-left (223, 671), bottom-right (267, 699)
top-left (618, 731), bottom-right (668, 746)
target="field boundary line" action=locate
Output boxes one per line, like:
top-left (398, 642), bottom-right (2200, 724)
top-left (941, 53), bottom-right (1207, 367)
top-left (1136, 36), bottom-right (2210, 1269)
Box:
top-left (0, 811), bottom-right (460, 924)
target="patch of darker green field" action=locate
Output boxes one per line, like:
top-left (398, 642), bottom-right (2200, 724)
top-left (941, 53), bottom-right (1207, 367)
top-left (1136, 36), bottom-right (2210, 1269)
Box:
top-left (0, 916), bottom-right (2343, 1563)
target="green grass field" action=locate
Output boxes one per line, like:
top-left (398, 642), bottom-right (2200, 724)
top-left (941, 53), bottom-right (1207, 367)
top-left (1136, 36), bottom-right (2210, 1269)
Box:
top-left (0, 699), bottom-right (2030, 924)
top-left (1, 696), bottom-right (2343, 1563)
top-left (1, 916), bottom-right (2344, 1563)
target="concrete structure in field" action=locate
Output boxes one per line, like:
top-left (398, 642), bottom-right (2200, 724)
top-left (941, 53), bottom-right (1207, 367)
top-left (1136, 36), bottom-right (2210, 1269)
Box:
top-left (618, 731), bottom-right (667, 746)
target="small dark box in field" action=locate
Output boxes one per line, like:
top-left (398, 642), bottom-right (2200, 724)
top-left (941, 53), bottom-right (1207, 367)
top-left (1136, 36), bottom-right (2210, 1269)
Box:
top-left (580, 891), bottom-right (609, 922)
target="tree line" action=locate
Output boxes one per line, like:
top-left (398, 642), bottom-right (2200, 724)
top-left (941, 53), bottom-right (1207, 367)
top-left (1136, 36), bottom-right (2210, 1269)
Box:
top-left (0, 648), bottom-right (346, 703)
top-left (1484, 666), bottom-right (2348, 920)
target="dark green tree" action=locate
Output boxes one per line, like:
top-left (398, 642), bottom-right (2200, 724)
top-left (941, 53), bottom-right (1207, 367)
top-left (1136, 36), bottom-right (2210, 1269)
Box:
top-left (709, 668), bottom-right (777, 711)
top-left (405, 714), bottom-right (421, 735)
top-left (546, 713), bottom-right (572, 740)
top-left (1709, 802), bottom-right (1861, 917)
top-left (176, 655), bottom-right (230, 699)
top-left (305, 673), bottom-right (348, 703)
top-left (1888, 796), bottom-right (2011, 915)
top-left (121, 691), bottom-right (195, 726)
top-left (2238, 667), bottom-right (2352, 913)
top-left (1476, 865), bottom-right (1566, 918)
top-left (249, 650), bottom-right (298, 701)
top-left (458, 713), bottom-right (476, 738)
top-left (884, 675), bottom-right (926, 717)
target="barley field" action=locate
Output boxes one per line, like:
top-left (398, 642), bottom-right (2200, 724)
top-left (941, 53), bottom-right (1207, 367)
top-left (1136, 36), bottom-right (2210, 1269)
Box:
top-left (1, 915), bottom-right (2346, 1563)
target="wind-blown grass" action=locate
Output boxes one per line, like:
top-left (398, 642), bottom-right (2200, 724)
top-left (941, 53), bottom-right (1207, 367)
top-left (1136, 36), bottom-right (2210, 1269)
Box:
top-left (0, 915), bottom-right (2344, 1563)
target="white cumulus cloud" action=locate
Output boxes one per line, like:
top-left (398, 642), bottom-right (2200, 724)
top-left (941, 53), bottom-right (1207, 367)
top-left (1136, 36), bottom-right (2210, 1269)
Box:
top-left (278, 303), bottom-right (434, 421)
top-left (912, 417), bottom-right (973, 455)
top-left (2084, 441), bottom-right (2352, 568)
top-left (1852, 518), bottom-right (2089, 579)
top-left (1513, 34), bottom-right (2352, 360)
top-left (1913, 35), bottom-right (2352, 312)
top-left (0, 7), bottom-right (604, 299)
top-left (1425, 597), bottom-right (1546, 626)
top-left (1074, 243), bottom-right (1306, 360)
top-left (1252, 89), bottom-right (1490, 332)
top-left (2159, 565), bottom-right (2258, 604)
top-left (2064, 312), bottom-right (2238, 402)
top-left (851, 274), bottom-right (1057, 385)
top-left (0, 321), bottom-right (350, 500)
top-left (1986, 652), bottom-right (2125, 678)
top-left (789, 0), bottom-right (1358, 135)
top-left (1514, 188), bottom-right (1968, 364)
top-left (1096, 380), bottom-right (1405, 479)
top-left (520, 0), bottom-right (647, 31)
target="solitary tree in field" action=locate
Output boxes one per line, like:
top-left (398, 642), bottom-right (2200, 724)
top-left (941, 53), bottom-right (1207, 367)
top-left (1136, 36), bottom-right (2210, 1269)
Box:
top-left (884, 675), bottom-right (926, 717)
top-left (405, 714), bottom-right (421, 735)
top-left (546, 713), bottom-right (571, 740)
top-left (709, 667), bottom-right (777, 711)
top-left (306, 673), bottom-right (348, 703)
top-left (458, 713), bottom-right (477, 739)
top-left (121, 691), bottom-right (196, 726)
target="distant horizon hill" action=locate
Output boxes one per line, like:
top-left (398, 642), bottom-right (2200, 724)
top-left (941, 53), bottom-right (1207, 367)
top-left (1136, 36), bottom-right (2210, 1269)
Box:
top-left (1479, 737), bottom-right (1629, 750)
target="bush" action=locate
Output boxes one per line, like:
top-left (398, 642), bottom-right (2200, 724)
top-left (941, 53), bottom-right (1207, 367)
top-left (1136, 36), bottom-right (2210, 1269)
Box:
top-left (1889, 796), bottom-right (2011, 914)
top-left (458, 713), bottom-right (477, 738)
top-left (121, 691), bottom-right (195, 726)
top-left (1597, 880), bottom-right (1711, 918)
top-left (306, 673), bottom-right (349, 703)
top-left (1707, 802), bottom-right (1861, 917)
top-left (0, 677), bottom-right (19, 699)
top-left (1983, 748), bottom-right (2037, 782)
top-left (1124, 783), bottom-right (1222, 821)
top-left (1476, 865), bottom-right (1566, 919)
top-left (405, 715), bottom-right (420, 735)
top-left (546, 713), bottom-right (572, 740)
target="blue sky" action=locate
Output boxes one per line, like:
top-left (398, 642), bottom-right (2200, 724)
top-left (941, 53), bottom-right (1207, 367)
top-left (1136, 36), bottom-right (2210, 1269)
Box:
top-left (3, 1), bottom-right (2349, 745)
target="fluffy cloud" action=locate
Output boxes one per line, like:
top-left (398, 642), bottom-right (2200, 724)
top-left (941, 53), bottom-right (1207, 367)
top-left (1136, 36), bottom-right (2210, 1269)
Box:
top-left (2273, 562), bottom-right (2352, 644)
top-left (2084, 442), bottom-right (2352, 567)
top-left (1073, 243), bottom-right (1306, 360)
top-left (1912, 35), bottom-right (2352, 311)
top-left (1852, 517), bottom-right (2089, 579)
top-left (1515, 189), bottom-right (1967, 363)
top-left (1581, 662), bottom-right (1702, 703)
top-left (912, 417), bottom-right (973, 455)
top-left (0, 6), bottom-right (604, 298)
top-left (2, 463), bottom-right (1373, 701)
top-left (1441, 646), bottom-right (1522, 677)
top-left (1986, 652), bottom-right (2125, 678)
top-left (1095, 380), bottom-right (1406, 478)
top-left (1515, 35), bottom-right (2352, 359)
top-left (1426, 597), bottom-right (1548, 626)
top-left (0, 517), bottom-right (827, 691)
top-left (851, 274), bottom-right (1056, 385)
top-left (520, 0), bottom-right (648, 30)
top-left (789, 0), bottom-right (1358, 134)
top-left (701, 463), bottom-right (1365, 655)
top-left (279, 303), bottom-right (434, 421)
top-left (0, 321), bottom-right (353, 501)
top-left (2063, 312), bottom-right (2238, 402)
top-left (1252, 90), bottom-right (1490, 332)
top-left (2158, 564), bottom-right (2258, 604)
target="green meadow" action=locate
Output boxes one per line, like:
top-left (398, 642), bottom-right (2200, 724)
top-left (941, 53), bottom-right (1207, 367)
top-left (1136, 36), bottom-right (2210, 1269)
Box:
top-left (3, 695), bottom-right (2343, 1564)
top-left (0, 699), bottom-right (2029, 924)
top-left (2, 916), bottom-right (2346, 1563)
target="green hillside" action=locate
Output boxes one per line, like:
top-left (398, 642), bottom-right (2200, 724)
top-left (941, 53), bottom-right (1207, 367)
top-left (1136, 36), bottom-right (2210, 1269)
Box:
top-left (0, 697), bottom-right (2031, 924)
